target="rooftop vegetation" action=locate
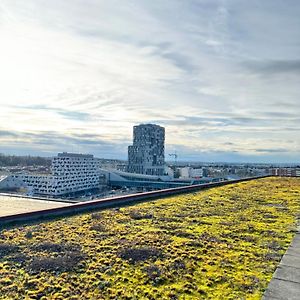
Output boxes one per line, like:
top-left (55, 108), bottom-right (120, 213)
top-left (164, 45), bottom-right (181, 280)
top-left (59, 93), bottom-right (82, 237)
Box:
top-left (0, 177), bottom-right (299, 299)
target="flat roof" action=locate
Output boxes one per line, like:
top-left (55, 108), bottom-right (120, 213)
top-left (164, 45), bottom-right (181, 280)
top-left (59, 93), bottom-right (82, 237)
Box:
top-left (133, 123), bottom-right (164, 129)
top-left (57, 152), bottom-right (94, 158)
top-left (0, 195), bottom-right (69, 217)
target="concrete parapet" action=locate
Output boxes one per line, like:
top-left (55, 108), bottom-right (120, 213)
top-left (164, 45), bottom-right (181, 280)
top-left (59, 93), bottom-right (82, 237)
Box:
top-left (0, 175), bottom-right (271, 227)
top-left (263, 225), bottom-right (300, 300)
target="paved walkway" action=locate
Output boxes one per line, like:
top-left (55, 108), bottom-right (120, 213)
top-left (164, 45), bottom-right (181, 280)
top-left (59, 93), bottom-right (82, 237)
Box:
top-left (0, 195), bottom-right (69, 217)
top-left (263, 225), bottom-right (300, 300)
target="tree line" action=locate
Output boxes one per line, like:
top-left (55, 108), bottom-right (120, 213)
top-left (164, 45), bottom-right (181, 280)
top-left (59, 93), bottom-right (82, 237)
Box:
top-left (0, 154), bottom-right (51, 167)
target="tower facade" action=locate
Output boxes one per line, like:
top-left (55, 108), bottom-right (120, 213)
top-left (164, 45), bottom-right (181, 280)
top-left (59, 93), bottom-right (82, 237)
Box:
top-left (128, 124), bottom-right (165, 176)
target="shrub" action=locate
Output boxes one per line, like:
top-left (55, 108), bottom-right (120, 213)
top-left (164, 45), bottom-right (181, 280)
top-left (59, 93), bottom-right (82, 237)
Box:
top-left (28, 251), bottom-right (85, 273)
top-left (144, 265), bottom-right (161, 280)
top-left (31, 242), bottom-right (81, 253)
top-left (25, 231), bottom-right (33, 239)
top-left (199, 233), bottom-right (223, 243)
top-left (90, 224), bottom-right (106, 232)
top-left (174, 231), bottom-right (195, 239)
top-left (0, 243), bottom-right (19, 258)
top-left (144, 265), bottom-right (165, 285)
top-left (118, 247), bottom-right (163, 263)
top-left (169, 259), bottom-right (186, 270)
top-left (129, 210), bottom-right (153, 220)
top-left (240, 235), bottom-right (257, 243)
top-left (8, 253), bottom-right (28, 265)
top-left (91, 212), bottom-right (102, 220)
top-left (267, 241), bottom-right (283, 251)
top-left (264, 252), bottom-right (282, 262)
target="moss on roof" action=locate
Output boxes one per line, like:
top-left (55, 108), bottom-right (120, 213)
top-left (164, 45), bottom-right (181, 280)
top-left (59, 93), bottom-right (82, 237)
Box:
top-left (0, 177), bottom-right (299, 299)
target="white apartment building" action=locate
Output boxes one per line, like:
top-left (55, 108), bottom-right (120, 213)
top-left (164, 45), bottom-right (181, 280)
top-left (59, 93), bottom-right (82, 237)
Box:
top-left (13, 152), bottom-right (100, 196)
top-left (180, 167), bottom-right (205, 179)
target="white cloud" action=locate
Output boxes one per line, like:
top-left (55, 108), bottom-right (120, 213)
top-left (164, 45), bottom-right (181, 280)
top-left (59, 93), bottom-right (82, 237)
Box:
top-left (0, 0), bottom-right (299, 162)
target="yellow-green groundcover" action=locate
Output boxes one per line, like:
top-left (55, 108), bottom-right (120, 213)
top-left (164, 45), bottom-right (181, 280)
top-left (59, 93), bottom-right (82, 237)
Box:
top-left (0, 177), bottom-right (299, 299)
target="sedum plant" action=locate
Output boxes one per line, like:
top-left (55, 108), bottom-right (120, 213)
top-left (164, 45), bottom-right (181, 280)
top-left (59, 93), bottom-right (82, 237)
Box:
top-left (0, 177), bottom-right (299, 299)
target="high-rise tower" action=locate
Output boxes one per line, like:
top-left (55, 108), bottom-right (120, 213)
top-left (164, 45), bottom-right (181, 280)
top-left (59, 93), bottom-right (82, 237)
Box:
top-left (128, 124), bottom-right (165, 176)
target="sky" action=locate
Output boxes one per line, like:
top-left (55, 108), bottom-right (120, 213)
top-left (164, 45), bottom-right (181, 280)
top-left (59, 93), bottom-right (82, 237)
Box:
top-left (0, 0), bottom-right (299, 163)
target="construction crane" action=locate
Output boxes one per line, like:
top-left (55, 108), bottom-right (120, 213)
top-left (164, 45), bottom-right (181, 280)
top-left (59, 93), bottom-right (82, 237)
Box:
top-left (169, 151), bottom-right (178, 166)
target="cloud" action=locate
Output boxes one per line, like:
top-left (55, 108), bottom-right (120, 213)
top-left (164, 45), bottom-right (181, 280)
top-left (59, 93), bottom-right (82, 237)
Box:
top-left (14, 105), bottom-right (92, 121)
top-left (243, 59), bottom-right (300, 75)
top-left (254, 148), bottom-right (290, 153)
top-left (0, 0), bottom-right (299, 162)
top-left (0, 130), bottom-right (19, 137)
top-left (0, 129), bottom-right (129, 158)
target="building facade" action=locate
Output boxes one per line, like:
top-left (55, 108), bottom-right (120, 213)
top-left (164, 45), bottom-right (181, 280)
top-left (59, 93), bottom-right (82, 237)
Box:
top-left (128, 124), bottom-right (165, 176)
top-left (0, 175), bottom-right (26, 190)
top-left (271, 168), bottom-right (300, 177)
top-left (13, 152), bottom-right (100, 196)
top-left (179, 167), bottom-right (207, 179)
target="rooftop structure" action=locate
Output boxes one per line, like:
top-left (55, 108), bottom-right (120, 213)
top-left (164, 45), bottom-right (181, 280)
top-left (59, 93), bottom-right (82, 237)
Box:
top-left (99, 169), bottom-right (219, 190)
top-left (0, 195), bottom-right (69, 217)
top-left (57, 152), bottom-right (94, 158)
top-left (128, 124), bottom-right (165, 176)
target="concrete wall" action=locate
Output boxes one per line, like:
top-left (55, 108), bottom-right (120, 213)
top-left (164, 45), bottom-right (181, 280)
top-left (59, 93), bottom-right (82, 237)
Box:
top-left (0, 175), bottom-right (271, 227)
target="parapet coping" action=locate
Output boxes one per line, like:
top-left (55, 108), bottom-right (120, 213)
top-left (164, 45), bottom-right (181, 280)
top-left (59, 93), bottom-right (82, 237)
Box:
top-left (0, 175), bottom-right (270, 227)
top-left (0, 192), bottom-right (76, 203)
top-left (263, 222), bottom-right (300, 300)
